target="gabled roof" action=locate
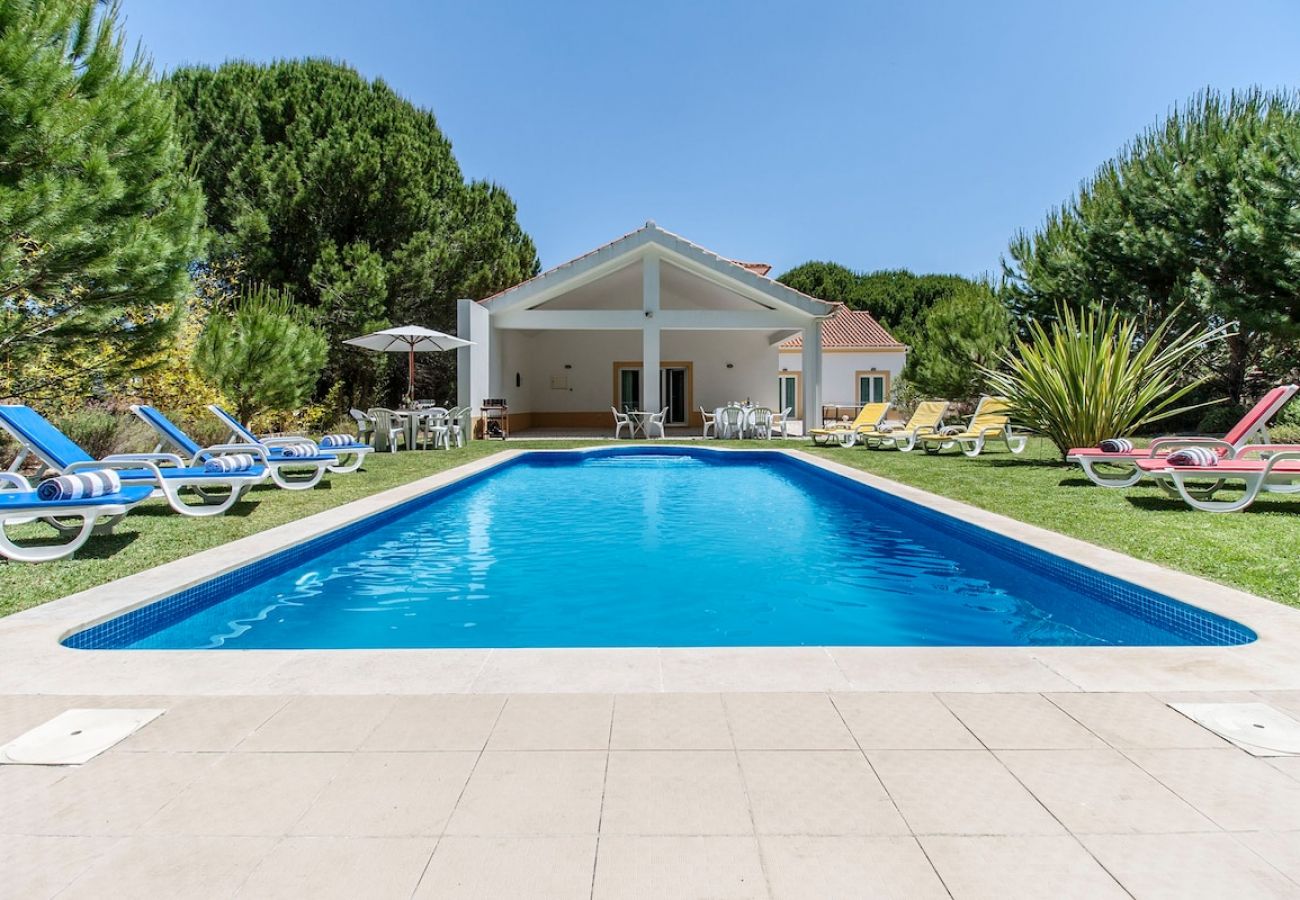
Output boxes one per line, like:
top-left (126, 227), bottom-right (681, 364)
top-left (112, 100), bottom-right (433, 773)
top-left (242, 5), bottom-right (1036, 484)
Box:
top-left (478, 222), bottom-right (835, 318)
top-left (780, 303), bottom-right (906, 350)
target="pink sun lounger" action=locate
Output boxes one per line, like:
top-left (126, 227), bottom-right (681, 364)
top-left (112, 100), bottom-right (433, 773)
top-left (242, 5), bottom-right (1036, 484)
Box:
top-left (1135, 446), bottom-right (1300, 512)
top-left (1067, 384), bottom-right (1298, 488)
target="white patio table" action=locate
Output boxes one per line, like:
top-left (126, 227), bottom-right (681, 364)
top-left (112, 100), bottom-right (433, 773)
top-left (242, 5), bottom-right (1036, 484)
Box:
top-left (396, 408), bottom-right (445, 449)
top-left (626, 410), bottom-right (654, 438)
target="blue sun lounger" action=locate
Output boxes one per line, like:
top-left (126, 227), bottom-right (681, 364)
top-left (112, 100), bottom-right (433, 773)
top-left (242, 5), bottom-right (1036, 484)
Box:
top-left (133, 404), bottom-right (342, 491)
top-left (0, 472), bottom-right (154, 562)
top-left (0, 405), bottom-right (267, 517)
top-left (206, 404), bottom-right (372, 481)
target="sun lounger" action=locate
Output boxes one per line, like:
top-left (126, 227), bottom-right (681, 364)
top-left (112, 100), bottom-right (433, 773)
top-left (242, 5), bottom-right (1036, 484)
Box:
top-left (205, 405), bottom-right (362, 488)
top-left (135, 405), bottom-right (359, 491)
top-left (918, 396), bottom-right (1027, 457)
top-left (1135, 446), bottom-right (1300, 512)
top-left (859, 400), bottom-right (950, 452)
top-left (1067, 384), bottom-right (1299, 488)
top-left (0, 471), bottom-right (154, 562)
top-left (0, 405), bottom-right (264, 518)
top-left (808, 403), bottom-right (890, 447)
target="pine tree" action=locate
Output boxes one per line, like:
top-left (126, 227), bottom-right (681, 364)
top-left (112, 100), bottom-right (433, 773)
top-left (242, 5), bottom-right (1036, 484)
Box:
top-left (0, 0), bottom-right (205, 402)
top-left (1004, 89), bottom-right (1300, 403)
top-left (192, 285), bottom-right (327, 425)
top-left (904, 279), bottom-right (1011, 402)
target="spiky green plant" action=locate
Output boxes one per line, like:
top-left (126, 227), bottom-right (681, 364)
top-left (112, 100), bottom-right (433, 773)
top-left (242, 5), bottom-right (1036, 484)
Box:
top-left (980, 306), bottom-right (1232, 458)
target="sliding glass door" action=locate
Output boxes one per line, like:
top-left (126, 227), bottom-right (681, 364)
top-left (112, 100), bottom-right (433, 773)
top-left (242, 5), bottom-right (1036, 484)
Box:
top-left (660, 367), bottom-right (687, 424)
top-left (618, 368), bottom-right (641, 412)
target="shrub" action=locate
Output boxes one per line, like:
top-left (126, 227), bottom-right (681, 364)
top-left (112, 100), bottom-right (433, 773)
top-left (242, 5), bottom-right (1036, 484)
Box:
top-left (52, 409), bottom-right (153, 459)
top-left (1196, 404), bottom-right (1247, 435)
top-left (982, 305), bottom-right (1230, 458)
top-left (1271, 424), bottom-right (1300, 444)
top-left (192, 285), bottom-right (328, 425)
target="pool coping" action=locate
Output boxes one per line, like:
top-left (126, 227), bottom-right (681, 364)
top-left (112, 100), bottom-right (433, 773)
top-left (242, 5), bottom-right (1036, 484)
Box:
top-left (3, 444), bottom-right (1300, 695)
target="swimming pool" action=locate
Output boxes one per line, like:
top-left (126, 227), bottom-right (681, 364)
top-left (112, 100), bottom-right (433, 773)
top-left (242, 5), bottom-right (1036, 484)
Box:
top-left (65, 447), bottom-right (1255, 650)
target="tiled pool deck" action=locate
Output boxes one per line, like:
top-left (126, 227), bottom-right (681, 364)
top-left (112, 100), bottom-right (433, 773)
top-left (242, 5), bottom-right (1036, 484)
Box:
top-left (5, 690), bottom-right (1300, 898)
top-left (5, 450), bottom-right (1300, 896)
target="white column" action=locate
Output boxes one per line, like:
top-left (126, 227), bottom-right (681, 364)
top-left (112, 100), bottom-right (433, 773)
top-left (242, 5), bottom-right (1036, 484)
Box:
top-left (641, 255), bottom-right (661, 414)
top-left (802, 318), bottom-right (822, 431)
top-left (456, 298), bottom-right (490, 412)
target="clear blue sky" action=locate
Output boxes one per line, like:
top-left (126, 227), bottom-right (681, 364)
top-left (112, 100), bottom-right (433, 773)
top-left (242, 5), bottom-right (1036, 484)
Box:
top-left (122, 0), bottom-right (1300, 278)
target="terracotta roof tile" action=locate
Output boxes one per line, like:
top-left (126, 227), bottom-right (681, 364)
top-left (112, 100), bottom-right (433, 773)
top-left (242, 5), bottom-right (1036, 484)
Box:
top-left (732, 260), bottom-right (772, 277)
top-left (780, 303), bottom-right (905, 350)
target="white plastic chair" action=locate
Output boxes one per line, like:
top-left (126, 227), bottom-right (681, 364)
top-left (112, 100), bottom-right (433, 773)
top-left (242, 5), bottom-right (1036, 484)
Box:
top-left (645, 407), bottom-right (668, 439)
top-left (699, 406), bottom-right (716, 438)
top-left (770, 406), bottom-right (793, 439)
top-left (442, 407), bottom-right (463, 448)
top-left (612, 407), bottom-right (634, 439)
top-left (349, 408), bottom-right (375, 446)
top-left (750, 407), bottom-right (774, 440)
top-left (420, 407), bottom-right (449, 450)
top-left (719, 405), bottom-right (745, 439)
top-left (368, 408), bottom-right (406, 453)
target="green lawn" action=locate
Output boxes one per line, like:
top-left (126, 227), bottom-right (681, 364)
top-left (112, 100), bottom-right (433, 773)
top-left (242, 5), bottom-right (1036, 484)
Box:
top-left (2, 437), bottom-right (1297, 618)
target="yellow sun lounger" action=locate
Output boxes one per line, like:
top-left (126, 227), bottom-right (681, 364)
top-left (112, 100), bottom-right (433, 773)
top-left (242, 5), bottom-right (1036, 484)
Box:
top-left (808, 402), bottom-right (890, 447)
top-left (858, 400), bottom-right (950, 452)
top-left (919, 396), bottom-right (1027, 457)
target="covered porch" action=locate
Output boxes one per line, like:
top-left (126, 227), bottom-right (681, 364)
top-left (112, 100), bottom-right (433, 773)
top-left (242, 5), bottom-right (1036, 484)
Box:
top-left (457, 223), bottom-right (833, 437)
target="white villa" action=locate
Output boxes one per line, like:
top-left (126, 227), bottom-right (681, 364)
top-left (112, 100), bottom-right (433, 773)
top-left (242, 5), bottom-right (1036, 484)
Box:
top-left (457, 222), bottom-right (906, 433)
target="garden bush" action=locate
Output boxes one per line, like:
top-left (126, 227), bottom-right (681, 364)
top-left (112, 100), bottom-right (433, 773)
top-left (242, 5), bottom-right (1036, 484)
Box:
top-left (1196, 404), bottom-right (1247, 435)
top-left (1271, 424), bottom-right (1300, 445)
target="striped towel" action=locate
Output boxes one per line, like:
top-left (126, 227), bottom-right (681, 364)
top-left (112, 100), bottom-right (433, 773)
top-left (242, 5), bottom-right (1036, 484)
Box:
top-left (318, 434), bottom-right (356, 448)
top-left (204, 453), bottom-right (256, 473)
top-left (36, 470), bottom-right (122, 502)
top-left (1099, 438), bottom-right (1134, 453)
top-left (275, 443), bottom-right (318, 458)
top-left (1166, 447), bottom-right (1218, 467)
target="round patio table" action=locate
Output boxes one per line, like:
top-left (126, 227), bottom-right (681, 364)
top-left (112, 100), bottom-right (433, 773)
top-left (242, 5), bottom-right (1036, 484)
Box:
top-left (626, 410), bottom-right (655, 438)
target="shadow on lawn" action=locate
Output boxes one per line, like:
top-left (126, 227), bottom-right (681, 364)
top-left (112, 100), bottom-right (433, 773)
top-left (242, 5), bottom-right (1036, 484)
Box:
top-left (1, 528), bottom-right (141, 560)
top-left (130, 498), bottom-right (261, 519)
top-left (1123, 494), bottom-right (1266, 514)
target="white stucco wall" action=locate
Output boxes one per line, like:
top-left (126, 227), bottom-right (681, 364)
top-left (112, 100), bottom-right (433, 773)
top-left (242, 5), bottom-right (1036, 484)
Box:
top-left (778, 349), bottom-right (908, 407)
top-left (491, 328), bottom-right (777, 419)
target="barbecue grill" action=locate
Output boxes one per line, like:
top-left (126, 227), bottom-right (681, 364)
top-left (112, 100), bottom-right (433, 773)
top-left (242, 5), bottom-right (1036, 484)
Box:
top-left (480, 398), bottom-right (508, 440)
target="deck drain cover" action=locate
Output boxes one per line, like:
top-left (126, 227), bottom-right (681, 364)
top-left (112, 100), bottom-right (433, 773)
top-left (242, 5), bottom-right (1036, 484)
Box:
top-left (0, 709), bottom-right (164, 765)
top-left (1168, 702), bottom-right (1300, 756)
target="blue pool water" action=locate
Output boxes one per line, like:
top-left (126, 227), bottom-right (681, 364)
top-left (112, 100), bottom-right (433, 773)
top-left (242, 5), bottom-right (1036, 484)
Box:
top-left (66, 447), bottom-right (1255, 649)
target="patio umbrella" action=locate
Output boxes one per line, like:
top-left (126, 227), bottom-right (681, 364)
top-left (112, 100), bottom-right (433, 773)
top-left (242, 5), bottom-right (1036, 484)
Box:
top-left (343, 325), bottom-right (473, 402)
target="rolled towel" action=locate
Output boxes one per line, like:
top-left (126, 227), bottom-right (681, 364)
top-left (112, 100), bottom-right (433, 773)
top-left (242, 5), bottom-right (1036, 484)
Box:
top-left (37, 470), bottom-right (122, 502)
top-left (1166, 447), bottom-right (1218, 467)
top-left (1099, 438), bottom-right (1134, 453)
top-left (204, 453), bottom-right (256, 473)
top-left (275, 442), bottom-right (318, 458)
top-left (318, 434), bottom-right (356, 448)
